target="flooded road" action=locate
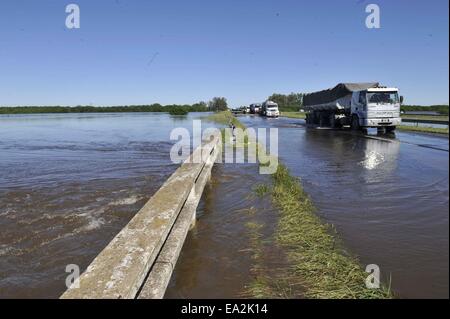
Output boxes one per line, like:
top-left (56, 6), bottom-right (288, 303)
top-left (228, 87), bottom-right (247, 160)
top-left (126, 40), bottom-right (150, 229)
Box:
top-left (0, 112), bottom-right (203, 298)
top-left (1, 112), bottom-right (448, 299)
top-left (165, 161), bottom-right (279, 298)
top-left (238, 115), bottom-right (449, 298)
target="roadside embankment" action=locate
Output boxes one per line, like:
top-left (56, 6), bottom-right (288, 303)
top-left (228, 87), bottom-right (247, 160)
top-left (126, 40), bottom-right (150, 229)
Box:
top-left (269, 164), bottom-right (391, 298)
top-left (280, 112), bottom-right (306, 119)
top-left (397, 125), bottom-right (449, 135)
top-left (206, 111), bottom-right (392, 299)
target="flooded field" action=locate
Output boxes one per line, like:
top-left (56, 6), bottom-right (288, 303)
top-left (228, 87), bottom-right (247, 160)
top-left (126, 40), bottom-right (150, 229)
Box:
top-left (1, 112), bottom-right (448, 299)
top-left (0, 112), bottom-right (204, 298)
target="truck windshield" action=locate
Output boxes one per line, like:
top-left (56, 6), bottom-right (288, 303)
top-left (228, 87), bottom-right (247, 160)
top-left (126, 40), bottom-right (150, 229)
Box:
top-left (367, 92), bottom-right (399, 104)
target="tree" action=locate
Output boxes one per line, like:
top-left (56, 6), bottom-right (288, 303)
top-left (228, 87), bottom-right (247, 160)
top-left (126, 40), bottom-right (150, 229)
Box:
top-left (208, 97), bottom-right (228, 111)
top-left (268, 92), bottom-right (303, 111)
top-left (191, 101), bottom-right (208, 111)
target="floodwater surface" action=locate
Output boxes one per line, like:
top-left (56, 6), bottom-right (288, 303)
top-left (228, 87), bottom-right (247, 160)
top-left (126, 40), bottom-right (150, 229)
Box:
top-left (0, 112), bottom-right (204, 298)
top-left (237, 115), bottom-right (449, 298)
top-left (1, 112), bottom-right (448, 299)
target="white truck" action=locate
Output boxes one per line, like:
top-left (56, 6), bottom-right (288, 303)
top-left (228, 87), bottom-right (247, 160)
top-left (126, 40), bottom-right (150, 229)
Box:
top-left (261, 100), bottom-right (280, 118)
top-left (303, 83), bottom-right (402, 133)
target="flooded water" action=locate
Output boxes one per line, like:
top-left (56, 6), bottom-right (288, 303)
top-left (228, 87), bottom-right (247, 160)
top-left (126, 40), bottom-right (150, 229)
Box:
top-left (1, 112), bottom-right (448, 299)
top-left (0, 112), bottom-right (205, 298)
top-left (165, 161), bottom-right (280, 298)
top-left (237, 115), bottom-right (449, 299)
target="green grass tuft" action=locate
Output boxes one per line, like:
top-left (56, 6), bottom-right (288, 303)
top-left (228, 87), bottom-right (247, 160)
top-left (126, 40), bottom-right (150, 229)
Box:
top-left (397, 125), bottom-right (448, 135)
top-left (280, 112), bottom-right (306, 119)
top-left (254, 184), bottom-right (270, 197)
top-left (270, 164), bottom-right (392, 299)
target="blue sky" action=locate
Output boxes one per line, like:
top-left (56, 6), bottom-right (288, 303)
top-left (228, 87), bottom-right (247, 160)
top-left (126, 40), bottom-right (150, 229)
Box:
top-left (0, 0), bottom-right (448, 106)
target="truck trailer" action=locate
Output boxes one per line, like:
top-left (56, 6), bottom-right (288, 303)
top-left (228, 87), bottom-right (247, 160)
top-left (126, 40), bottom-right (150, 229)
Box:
top-left (303, 83), bottom-right (402, 133)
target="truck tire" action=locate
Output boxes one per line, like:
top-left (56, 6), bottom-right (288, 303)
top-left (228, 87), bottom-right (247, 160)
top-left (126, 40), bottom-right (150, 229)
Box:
top-left (329, 113), bottom-right (336, 128)
top-left (306, 114), bottom-right (311, 125)
top-left (377, 127), bottom-right (386, 135)
top-left (351, 115), bottom-right (360, 131)
top-left (386, 126), bottom-right (396, 133)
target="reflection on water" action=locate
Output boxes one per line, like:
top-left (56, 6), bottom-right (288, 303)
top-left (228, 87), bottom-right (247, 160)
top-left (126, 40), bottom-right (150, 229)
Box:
top-left (358, 139), bottom-right (399, 171)
top-left (0, 112), bottom-right (204, 298)
top-left (239, 115), bottom-right (449, 298)
top-left (1, 112), bottom-right (448, 299)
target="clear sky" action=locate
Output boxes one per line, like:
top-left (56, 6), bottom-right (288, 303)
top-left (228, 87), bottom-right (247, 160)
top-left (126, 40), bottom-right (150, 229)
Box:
top-left (0, 0), bottom-right (448, 107)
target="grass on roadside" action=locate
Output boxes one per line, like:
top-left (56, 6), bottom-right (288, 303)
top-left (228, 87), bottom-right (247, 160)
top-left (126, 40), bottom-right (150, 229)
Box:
top-left (280, 112), bottom-right (306, 119)
top-left (254, 184), bottom-right (270, 197)
top-left (203, 110), bottom-right (246, 129)
top-left (397, 125), bottom-right (449, 135)
top-left (208, 111), bottom-right (392, 298)
top-left (401, 114), bottom-right (449, 122)
top-left (271, 164), bottom-right (392, 299)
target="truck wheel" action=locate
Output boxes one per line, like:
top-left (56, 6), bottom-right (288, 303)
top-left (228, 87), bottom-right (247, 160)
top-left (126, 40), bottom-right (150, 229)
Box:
top-left (377, 127), bottom-right (386, 135)
top-left (329, 113), bottom-right (336, 128)
top-left (386, 126), bottom-right (396, 133)
top-left (351, 115), bottom-right (360, 131)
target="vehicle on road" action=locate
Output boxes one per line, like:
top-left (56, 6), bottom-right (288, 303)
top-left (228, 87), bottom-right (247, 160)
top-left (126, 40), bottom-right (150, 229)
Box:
top-left (261, 101), bottom-right (280, 118)
top-left (250, 103), bottom-right (261, 114)
top-left (238, 106), bottom-right (250, 114)
top-left (303, 83), bottom-right (402, 133)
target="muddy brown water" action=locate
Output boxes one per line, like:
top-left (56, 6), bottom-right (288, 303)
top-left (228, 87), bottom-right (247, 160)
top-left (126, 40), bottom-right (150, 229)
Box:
top-left (0, 113), bottom-right (202, 298)
top-left (1, 113), bottom-right (448, 298)
top-left (165, 160), bottom-right (282, 298)
top-left (236, 115), bottom-right (449, 299)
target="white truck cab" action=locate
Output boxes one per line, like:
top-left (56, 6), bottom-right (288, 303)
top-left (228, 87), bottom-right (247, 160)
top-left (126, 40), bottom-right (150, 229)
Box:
top-left (351, 87), bottom-right (402, 131)
top-left (261, 101), bottom-right (280, 118)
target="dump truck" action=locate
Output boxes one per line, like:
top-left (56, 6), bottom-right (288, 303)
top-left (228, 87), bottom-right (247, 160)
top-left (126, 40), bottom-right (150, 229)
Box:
top-left (303, 83), bottom-right (402, 133)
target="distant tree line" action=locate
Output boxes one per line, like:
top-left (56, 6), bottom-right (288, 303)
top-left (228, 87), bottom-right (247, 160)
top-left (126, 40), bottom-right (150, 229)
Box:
top-left (401, 104), bottom-right (449, 115)
top-left (2, 98), bottom-right (446, 115)
top-left (208, 97), bottom-right (228, 111)
top-left (267, 93), bottom-right (303, 111)
top-left (0, 102), bottom-right (210, 115)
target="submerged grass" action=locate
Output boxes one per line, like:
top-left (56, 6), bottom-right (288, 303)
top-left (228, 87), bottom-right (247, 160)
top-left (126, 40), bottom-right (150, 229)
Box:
top-left (254, 184), bottom-right (270, 197)
top-left (271, 164), bottom-right (392, 299)
top-left (209, 111), bottom-right (392, 298)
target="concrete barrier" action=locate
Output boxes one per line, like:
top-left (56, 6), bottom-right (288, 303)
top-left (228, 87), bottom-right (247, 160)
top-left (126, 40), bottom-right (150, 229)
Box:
top-left (61, 133), bottom-right (221, 299)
